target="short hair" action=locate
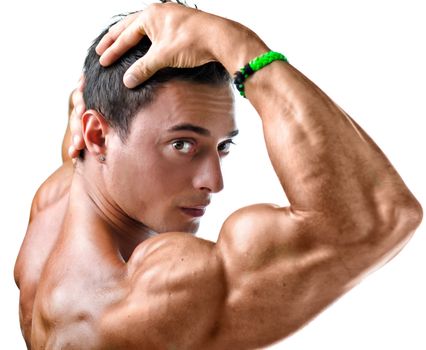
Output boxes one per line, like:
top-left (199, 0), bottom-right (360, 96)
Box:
top-left (83, 16), bottom-right (231, 141)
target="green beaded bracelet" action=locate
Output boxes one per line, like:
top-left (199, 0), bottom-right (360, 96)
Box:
top-left (233, 51), bottom-right (288, 98)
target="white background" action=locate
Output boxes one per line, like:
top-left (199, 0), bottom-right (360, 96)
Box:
top-left (1, 0), bottom-right (425, 348)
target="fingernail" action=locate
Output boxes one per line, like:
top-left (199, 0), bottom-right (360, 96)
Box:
top-left (124, 73), bottom-right (138, 88)
top-left (99, 53), bottom-right (108, 66)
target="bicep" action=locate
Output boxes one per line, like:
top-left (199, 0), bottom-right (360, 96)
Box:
top-left (212, 204), bottom-right (356, 349)
top-left (98, 206), bottom-right (374, 350)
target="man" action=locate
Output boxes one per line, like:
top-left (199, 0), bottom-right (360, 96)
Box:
top-left (15, 2), bottom-right (422, 349)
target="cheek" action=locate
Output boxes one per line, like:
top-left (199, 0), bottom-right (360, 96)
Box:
top-left (142, 146), bottom-right (197, 192)
top-left (106, 154), bottom-right (144, 215)
top-left (105, 147), bottom-right (191, 217)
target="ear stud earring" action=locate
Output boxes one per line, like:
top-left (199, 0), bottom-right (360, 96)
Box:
top-left (99, 155), bottom-right (106, 162)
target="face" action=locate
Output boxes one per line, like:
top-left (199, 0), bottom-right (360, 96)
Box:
top-left (104, 81), bottom-right (237, 234)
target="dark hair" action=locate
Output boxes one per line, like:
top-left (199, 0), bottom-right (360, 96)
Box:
top-left (83, 17), bottom-right (231, 141)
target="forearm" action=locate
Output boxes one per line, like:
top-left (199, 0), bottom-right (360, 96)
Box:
top-left (219, 36), bottom-right (421, 234)
top-left (95, 5), bottom-right (421, 233)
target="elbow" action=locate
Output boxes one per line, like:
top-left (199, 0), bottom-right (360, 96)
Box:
top-left (396, 197), bottom-right (423, 237)
top-left (374, 196), bottom-right (423, 247)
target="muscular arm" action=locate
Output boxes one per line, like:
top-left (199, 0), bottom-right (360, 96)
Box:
top-left (209, 51), bottom-right (423, 348)
top-left (96, 5), bottom-right (422, 349)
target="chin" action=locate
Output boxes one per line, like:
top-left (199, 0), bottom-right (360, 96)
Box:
top-left (157, 220), bottom-right (200, 235)
top-left (181, 219), bottom-right (200, 234)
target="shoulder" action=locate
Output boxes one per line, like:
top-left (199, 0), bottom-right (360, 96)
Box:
top-left (16, 161), bottom-right (73, 278)
top-left (128, 232), bottom-right (225, 304)
top-left (128, 232), bottom-right (225, 298)
top-left (100, 233), bottom-right (226, 349)
top-left (30, 161), bottom-right (73, 219)
top-left (15, 161), bottom-right (73, 292)
top-left (128, 232), bottom-right (218, 269)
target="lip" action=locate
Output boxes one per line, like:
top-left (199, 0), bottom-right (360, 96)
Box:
top-left (180, 207), bottom-right (207, 218)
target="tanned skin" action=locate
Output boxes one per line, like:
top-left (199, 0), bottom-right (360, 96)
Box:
top-left (14, 90), bottom-right (76, 348)
top-left (15, 3), bottom-right (422, 349)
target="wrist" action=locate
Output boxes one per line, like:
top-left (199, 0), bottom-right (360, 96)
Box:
top-left (234, 51), bottom-right (289, 97)
top-left (211, 18), bottom-right (270, 75)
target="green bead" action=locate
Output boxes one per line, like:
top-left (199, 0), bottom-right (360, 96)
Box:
top-left (234, 51), bottom-right (288, 99)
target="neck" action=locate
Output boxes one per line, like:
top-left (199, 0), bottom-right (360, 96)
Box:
top-left (68, 167), bottom-right (157, 262)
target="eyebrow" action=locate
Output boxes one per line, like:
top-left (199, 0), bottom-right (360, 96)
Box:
top-left (167, 123), bottom-right (239, 138)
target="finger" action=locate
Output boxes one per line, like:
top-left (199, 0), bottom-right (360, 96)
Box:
top-left (73, 134), bottom-right (84, 150)
top-left (68, 144), bottom-right (78, 160)
top-left (123, 46), bottom-right (162, 88)
top-left (69, 109), bottom-right (84, 148)
top-left (71, 87), bottom-right (85, 118)
top-left (69, 94), bottom-right (85, 152)
top-left (99, 15), bottom-right (147, 67)
top-left (96, 12), bottom-right (139, 56)
top-left (70, 122), bottom-right (85, 151)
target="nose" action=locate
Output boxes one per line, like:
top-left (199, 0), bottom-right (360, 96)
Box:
top-left (193, 154), bottom-right (224, 193)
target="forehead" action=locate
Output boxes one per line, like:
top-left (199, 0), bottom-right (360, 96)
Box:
top-left (130, 81), bottom-right (236, 136)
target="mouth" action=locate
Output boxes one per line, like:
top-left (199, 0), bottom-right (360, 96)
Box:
top-left (180, 206), bottom-right (207, 218)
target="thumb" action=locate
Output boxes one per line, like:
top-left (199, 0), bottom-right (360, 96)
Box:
top-left (123, 47), bottom-right (162, 88)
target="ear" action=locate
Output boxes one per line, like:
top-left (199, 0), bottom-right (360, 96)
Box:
top-left (81, 110), bottom-right (110, 157)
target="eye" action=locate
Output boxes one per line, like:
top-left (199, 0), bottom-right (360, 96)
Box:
top-left (218, 140), bottom-right (235, 155)
top-left (172, 140), bottom-right (196, 154)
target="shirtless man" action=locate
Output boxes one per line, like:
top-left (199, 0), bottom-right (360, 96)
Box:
top-left (14, 2), bottom-right (422, 349)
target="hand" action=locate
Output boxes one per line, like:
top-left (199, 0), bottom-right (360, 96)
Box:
top-left (96, 3), bottom-right (246, 88)
top-left (68, 76), bottom-right (86, 158)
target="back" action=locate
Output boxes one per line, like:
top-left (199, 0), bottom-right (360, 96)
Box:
top-left (14, 162), bottom-right (73, 347)
top-left (29, 218), bottom-right (127, 349)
